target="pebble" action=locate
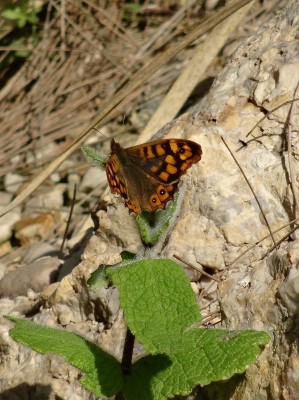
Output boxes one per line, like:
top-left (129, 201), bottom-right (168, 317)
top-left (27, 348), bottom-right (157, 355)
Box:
top-left (14, 213), bottom-right (56, 246)
top-left (0, 191), bottom-right (21, 242)
top-left (80, 167), bottom-right (106, 192)
top-left (25, 186), bottom-right (65, 210)
top-left (23, 242), bottom-right (58, 263)
top-left (0, 209), bottom-right (21, 242)
top-left (0, 257), bottom-right (61, 298)
top-left (4, 172), bottom-right (25, 194)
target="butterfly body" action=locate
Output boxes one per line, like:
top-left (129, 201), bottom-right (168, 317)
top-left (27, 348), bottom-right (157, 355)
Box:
top-left (106, 138), bottom-right (202, 214)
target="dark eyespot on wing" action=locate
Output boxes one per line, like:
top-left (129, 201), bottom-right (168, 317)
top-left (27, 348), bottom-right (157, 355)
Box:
top-left (148, 182), bottom-right (179, 212)
top-left (126, 199), bottom-right (140, 214)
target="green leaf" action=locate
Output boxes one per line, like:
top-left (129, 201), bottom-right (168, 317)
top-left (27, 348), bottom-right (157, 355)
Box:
top-left (109, 258), bottom-right (270, 399)
top-left (124, 329), bottom-right (270, 400)
top-left (2, 8), bottom-right (21, 20)
top-left (136, 193), bottom-right (178, 246)
top-left (123, 3), bottom-right (143, 13)
top-left (7, 317), bottom-right (123, 397)
top-left (27, 14), bottom-right (39, 24)
top-left (1, 0), bottom-right (41, 27)
top-left (7, 256), bottom-right (271, 400)
top-left (124, 354), bottom-right (172, 400)
top-left (87, 265), bottom-right (109, 291)
top-left (17, 16), bottom-right (27, 28)
top-left (108, 258), bottom-right (201, 353)
top-left (88, 253), bottom-right (137, 292)
top-left (81, 145), bottom-right (107, 169)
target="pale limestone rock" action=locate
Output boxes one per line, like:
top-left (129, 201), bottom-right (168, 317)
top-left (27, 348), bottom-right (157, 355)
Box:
top-left (0, 264), bottom-right (5, 280)
top-left (96, 207), bottom-right (142, 255)
top-left (67, 170), bottom-right (81, 200)
top-left (23, 242), bottom-right (58, 263)
top-left (14, 213), bottom-right (63, 246)
top-left (65, 215), bottom-right (94, 250)
top-left (0, 209), bottom-right (21, 242)
top-left (57, 249), bottom-right (83, 281)
top-left (80, 166), bottom-right (106, 192)
top-left (205, 0), bottom-right (221, 11)
top-left (0, 191), bottom-right (12, 205)
top-left (25, 186), bottom-right (65, 211)
top-left (278, 266), bottom-right (299, 316)
top-left (4, 172), bottom-right (25, 194)
top-left (0, 257), bottom-right (61, 298)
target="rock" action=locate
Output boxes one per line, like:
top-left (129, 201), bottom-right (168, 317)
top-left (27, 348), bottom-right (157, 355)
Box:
top-left (65, 215), bottom-right (94, 250)
top-left (0, 263), bottom-right (6, 280)
top-left (4, 173), bottom-right (25, 194)
top-left (278, 267), bottom-right (299, 317)
top-left (14, 213), bottom-right (60, 246)
top-left (25, 141), bottom-right (59, 164)
top-left (25, 186), bottom-right (65, 211)
top-left (0, 191), bottom-right (13, 206)
top-left (0, 257), bottom-right (61, 298)
top-left (67, 171), bottom-right (81, 200)
top-left (57, 250), bottom-right (83, 281)
top-left (50, 172), bottom-right (61, 183)
top-left (0, 191), bottom-right (21, 242)
top-left (0, 209), bottom-right (21, 242)
top-left (205, 0), bottom-right (220, 11)
top-left (23, 243), bottom-right (58, 263)
top-left (80, 167), bottom-right (106, 192)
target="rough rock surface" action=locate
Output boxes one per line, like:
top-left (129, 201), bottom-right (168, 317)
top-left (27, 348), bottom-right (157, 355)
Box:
top-left (1, 1), bottom-right (299, 399)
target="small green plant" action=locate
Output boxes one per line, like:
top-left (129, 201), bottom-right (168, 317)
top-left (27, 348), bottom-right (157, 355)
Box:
top-left (2, 0), bottom-right (41, 28)
top-left (8, 259), bottom-right (270, 399)
top-left (7, 144), bottom-right (270, 399)
top-left (1, 0), bottom-right (42, 64)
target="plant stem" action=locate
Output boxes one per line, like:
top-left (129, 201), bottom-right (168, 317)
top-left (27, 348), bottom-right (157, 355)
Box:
top-left (115, 327), bottom-right (135, 400)
top-left (121, 327), bottom-right (135, 376)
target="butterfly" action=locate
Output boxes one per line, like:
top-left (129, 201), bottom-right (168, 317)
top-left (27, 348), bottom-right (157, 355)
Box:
top-left (105, 138), bottom-right (202, 214)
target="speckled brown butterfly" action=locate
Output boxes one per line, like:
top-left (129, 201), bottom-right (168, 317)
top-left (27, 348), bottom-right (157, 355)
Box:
top-left (105, 138), bottom-right (202, 214)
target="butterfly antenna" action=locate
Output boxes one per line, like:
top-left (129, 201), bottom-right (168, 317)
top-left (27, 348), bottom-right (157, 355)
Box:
top-left (91, 126), bottom-right (108, 139)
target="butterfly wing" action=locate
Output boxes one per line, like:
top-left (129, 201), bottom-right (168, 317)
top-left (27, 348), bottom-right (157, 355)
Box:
top-left (106, 152), bottom-right (179, 213)
top-left (125, 139), bottom-right (202, 185)
top-left (106, 139), bottom-right (202, 214)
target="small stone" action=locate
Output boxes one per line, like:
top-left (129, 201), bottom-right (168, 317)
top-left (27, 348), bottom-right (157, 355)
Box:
top-left (279, 268), bottom-right (299, 317)
top-left (57, 306), bottom-right (73, 326)
top-left (57, 250), bottom-right (82, 281)
top-left (80, 167), bottom-right (106, 192)
top-left (25, 186), bottom-right (65, 210)
top-left (26, 141), bottom-right (58, 164)
top-left (14, 213), bottom-right (57, 246)
top-left (50, 172), bottom-right (61, 183)
top-left (67, 171), bottom-right (81, 200)
top-left (23, 243), bottom-right (58, 263)
top-left (4, 173), bottom-right (25, 194)
top-left (0, 209), bottom-right (21, 242)
top-left (0, 191), bottom-right (13, 206)
top-left (0, 257), bottom-right (61, 298)
top-left (205, 0), bottom-right (220, 11)
top-left (0, 241), bottom-right (12, 258)
top-left (0, 263), bottom-right (6, 280)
